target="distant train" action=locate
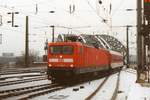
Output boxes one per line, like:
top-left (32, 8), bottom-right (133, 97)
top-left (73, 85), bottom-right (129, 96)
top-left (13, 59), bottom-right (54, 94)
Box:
top-left (47, 34), bottom-right (124, 83)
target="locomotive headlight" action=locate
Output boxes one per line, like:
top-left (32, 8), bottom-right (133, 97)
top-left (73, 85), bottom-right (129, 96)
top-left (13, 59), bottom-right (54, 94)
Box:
top-left (70, 64), bottom-right (74, 67)
top-left (49, 64), bottom-right (52, 67)
top-left (60, 55), bottom-right (62, 58)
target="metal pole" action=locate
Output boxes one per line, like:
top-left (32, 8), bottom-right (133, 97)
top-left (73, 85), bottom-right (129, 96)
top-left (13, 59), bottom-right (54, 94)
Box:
top-left (51, 25), bottom-right (55, 42)
top-left (0, 15), bottom-right (2, 26)
top-left (147, 36), bottom-right (150, 82)
top-left (148, 65), bottom-right (150, 82)
top-left (148, 43), bottom-right (150, 82)
top-left (126, 26), bottom-right (129, 68)
top-left (25, 16), bottom-right (29, 67)
top-left (12, 12), bottom-right (14, 27)
top-left (137, 0), bottom-right (144, 82)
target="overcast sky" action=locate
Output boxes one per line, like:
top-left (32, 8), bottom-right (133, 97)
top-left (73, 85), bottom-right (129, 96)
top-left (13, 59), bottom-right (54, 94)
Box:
top-left (0, 0), bottom-right (137, 56)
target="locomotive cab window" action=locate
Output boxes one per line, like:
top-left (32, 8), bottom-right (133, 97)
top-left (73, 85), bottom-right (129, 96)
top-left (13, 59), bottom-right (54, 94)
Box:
top-left (50, 46), bottom-right (73, 54)
top-left (50, 46), bottom-right (62, 54)
top-left (63, 46), bottom-right (73, 54)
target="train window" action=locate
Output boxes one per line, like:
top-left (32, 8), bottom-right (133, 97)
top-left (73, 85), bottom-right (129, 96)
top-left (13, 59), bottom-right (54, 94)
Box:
top-left (50, 46), bottom-right (73, 54)
top-left (63, 46), bottom-right (73, 54)
top-left (50, 46), bottom-right (62, 54)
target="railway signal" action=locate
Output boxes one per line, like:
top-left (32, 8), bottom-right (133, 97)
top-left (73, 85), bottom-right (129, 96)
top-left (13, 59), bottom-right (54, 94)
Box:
top-left (144, 0), bottom-right (150, 17)
top-left (7, 12), bottom-right (19, 27)
top-left (136, 0), bottom-right (150, 82)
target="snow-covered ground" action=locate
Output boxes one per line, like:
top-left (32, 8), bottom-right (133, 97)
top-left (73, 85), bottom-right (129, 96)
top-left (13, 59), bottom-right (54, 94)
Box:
top-left (32, 77), bottom-right (107, 100)
top-left (0, 72), bottom-right (43, 82)
top-left (0, 69), bottom-right (150, 100)
top-left (0, 80), bottom-right (51, 91)
top-left (0, 72), bottom-right (42, 78)
top-left (92, 73), bottom-right (118, 100)
top-left (117, 70), bottom-right (150, 100)
top-left (32, 69), bottom-right (150, 100)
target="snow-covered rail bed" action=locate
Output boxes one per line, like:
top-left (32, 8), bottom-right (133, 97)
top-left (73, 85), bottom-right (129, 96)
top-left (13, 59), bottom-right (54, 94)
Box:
top-left (121, 68), bottom-right (137, 74)
top-left (0, 76), bottom-right (47, 87)
top-left (85, 72), bottom-right (120, 100)
top-left (31, 72), bottom-right (120, 100)
top-left (0, 72), bottom-right (45, 81)
top-left (0, 83), bottom-right (65, 100)
top-left (1, 68), bottom-right (150, 100)
top-left (0, 67), bottom-right (46, 76)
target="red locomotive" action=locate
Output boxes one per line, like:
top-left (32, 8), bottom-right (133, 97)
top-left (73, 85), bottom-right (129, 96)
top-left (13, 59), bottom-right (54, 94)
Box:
top-left (47, 34), bottom-right (124, 83)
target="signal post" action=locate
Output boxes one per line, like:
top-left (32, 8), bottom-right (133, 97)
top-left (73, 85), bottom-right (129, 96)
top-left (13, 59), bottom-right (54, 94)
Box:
top-left (137, 0), bottom-right (150, 82)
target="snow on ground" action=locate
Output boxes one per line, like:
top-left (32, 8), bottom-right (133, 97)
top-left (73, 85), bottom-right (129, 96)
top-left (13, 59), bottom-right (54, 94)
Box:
top-left (1, 68), bottom-right (150, 100)
top-left (0, 80), bottom-right (51, 91)
top-left (0, 75), bottom-right (45, 84)
top-left (0, 72), bottom-right (43, 83)
top-left (0, 72), bottom-right (42, 78)
top-left (32, 78), bottom-right (106, 100)
top-left (32, 69), bottom-right (150, 100)
top-left (116, 70), bottom-right (136, 100)
top-left (0, 77), bottom-right (19, 82)
top-left (117, 69), bottom-right (150, 100)
top-left (32, 73), bottom-right (118, 100)
top-left (92, 73), bottom-right (118, 100)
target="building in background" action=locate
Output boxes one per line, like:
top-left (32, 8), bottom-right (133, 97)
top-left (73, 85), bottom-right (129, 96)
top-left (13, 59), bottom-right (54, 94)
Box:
top-left (2, 53), bottom-right (14, 57)
top-left (0, 53), bottom-right (16, 67)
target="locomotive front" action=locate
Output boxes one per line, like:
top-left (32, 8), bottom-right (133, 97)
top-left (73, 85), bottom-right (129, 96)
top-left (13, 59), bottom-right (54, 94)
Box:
top-left (47, 42), bottom-right (81, 82)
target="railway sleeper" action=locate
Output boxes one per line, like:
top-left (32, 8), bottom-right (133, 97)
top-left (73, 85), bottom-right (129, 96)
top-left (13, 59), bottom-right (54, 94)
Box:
top-left (0, 84), bottom-right (58, 99)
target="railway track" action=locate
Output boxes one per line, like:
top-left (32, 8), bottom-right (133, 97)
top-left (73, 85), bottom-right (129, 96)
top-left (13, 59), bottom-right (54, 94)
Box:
top-left (85, 76), bottom-right (110, 100)
top-left (0, 74), bottom-right (110, 100)
top-left (0, 76), bottom-right (47, 87)
top-left (0, 70), bottom-right (46, 76)
top-left (111, 72), bottom-right (120, 100)
top-left (0, 73), bottom-right (45, 80)
top-left (0, 68), bottom-right (46, 76)
top-left (85, 72), bottom-right (121, 100)
top-left (0, 68), bottom-right (122, 100)
top-left (0, 83), bottom-right (65, 100)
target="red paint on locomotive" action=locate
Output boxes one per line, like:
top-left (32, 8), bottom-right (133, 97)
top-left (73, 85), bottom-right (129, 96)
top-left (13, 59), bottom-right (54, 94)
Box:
top-left (47, 41), bottom-right (123, 82)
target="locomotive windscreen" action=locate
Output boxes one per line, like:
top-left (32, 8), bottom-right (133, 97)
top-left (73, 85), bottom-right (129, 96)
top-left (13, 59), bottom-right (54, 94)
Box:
top-left (50, 46), bottom-right (73, 54)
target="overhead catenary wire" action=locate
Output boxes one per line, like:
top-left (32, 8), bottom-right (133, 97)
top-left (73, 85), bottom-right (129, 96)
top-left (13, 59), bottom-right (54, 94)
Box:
top-left (34, 25), bottom-right (85, 33)
top-left (0, 5), bottom-right (59, 33)
top-left (0, 1), bottom-right (107, 27)
top-left (0, 0), bottom-right (115, 35)
top-left (111, 0), bottom-right (125, 16)
top-left (0, 3), bottom-right (87, 30)
top-left (84, 0), bottom-right (110, 27)
top-left (0, 4), bottom-right (57, 24)
top-left (96, 0), bottom-right (111, 19)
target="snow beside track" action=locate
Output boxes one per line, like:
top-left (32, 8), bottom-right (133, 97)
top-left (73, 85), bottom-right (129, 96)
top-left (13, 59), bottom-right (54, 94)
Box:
top-left (0, 80), bottom-right (51, 91)
top-left (32, 69), bottom-right (150, 100)
top-left (1, 68), bottom-right (150, 100)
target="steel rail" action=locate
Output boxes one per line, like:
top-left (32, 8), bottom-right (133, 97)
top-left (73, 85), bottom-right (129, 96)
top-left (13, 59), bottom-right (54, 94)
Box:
top-left (0, 74), bottom-right (45, 80)
top-left (0, 83), bottom-right (58, 99)
top-left (0, 76), bottom-right (46, 87)
top-left (85, 76), bottom-right (109, 100)
top-left (111, 72), bottom-right (121, 100)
